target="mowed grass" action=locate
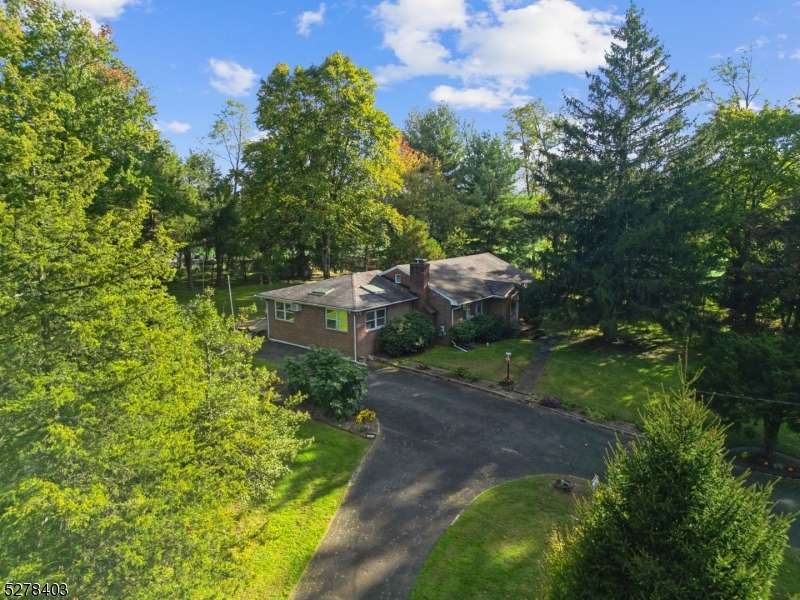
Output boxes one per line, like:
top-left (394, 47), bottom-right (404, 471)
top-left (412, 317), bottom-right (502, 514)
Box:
top-left (535, 329), bottom-right (681, 426)
top-left (411, 475), bottom-right (585, 600)
top-left (165, 277), bottom-right (296, 315)
top-left (534, 326), bottom-right (800, 456)
top-left (235, 420), bottom-right (369, 599)
top-left (400, 338), bottom-right (540, 383)
top-left (411, 475), bottom-right (800, 600)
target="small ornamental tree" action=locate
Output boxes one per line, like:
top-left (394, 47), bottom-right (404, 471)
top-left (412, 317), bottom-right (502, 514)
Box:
top-left (545, 366), bottom-right (794, 600)
top-left (284, 346), bottom-right (368, 421)
top-left (380, 311), bottom-right (435, 356)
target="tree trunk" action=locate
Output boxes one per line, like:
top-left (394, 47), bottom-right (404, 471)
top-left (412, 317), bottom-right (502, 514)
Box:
top-left (241, 257), bottom-right (248, 283)
top-left (184, 248), bottom-right (193, 290)
top-left (322, 233), bottom-right (331, 279)
top-left (215, 245), bottom-right (223, 288)
top-left (763, 416), bottom-right (782, 463)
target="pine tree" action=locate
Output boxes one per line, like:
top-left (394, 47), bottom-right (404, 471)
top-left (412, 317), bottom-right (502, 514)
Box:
top-left (545, 367), bottom-right (793, 599)
top-left (533, 4), bottom-right (707, 340)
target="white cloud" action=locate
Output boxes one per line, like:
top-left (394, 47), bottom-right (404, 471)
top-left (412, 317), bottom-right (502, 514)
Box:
top-left (297, 3), bottom-right (326, 36)
top-left (372, 0), bottom-right (618, 110)
top-left (154, 120), bottom-right (191, 133)
top-left (62, 0), bottom-right (139, 30)
top-left (430, 84), bottom-right (530, 110)
top-left (777, 33), bottom-right (788, 39)
top-left (208, 59), bottom-right (258, 97)
top-left (792, 49), bottom-right (800, 60)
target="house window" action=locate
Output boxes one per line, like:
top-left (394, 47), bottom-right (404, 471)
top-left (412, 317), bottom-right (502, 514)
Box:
top-left (394, 274), bottom-right (402, 284)
top-left (275, 301), bottom-right (294, 322)
top-left (366, 308), bottom-right (386, 331)
top-left (326, 308), bottom-right (348, 332)
top-left (463, 301), bottom-right (484, 320)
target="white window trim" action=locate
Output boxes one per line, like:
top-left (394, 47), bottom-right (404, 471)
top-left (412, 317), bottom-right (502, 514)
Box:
top-left (394, 274), bottom-right (402, 284)
top-left (275, 300), bottom-right (294, 322)
top-left (365, 308), bottom-right (387, 331)
top-left (325, 308), bottom-right (348, 332)
top-left (463, 300), bottom-right (484, 320)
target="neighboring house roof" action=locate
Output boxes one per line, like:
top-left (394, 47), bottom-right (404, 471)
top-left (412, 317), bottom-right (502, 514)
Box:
top-left (255, 271), bottom-right (416, 311)
top-left (391, 253), bottom-right (533, 306)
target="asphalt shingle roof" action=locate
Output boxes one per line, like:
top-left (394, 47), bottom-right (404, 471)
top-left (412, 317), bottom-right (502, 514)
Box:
top-left (394, 253), bottom-right (533, 305)
top-left (255, 271), bottom-right (416, 311)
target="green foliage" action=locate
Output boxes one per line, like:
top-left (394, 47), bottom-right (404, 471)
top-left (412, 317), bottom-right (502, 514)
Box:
top-left (700, 331), bottom-right (800, 460)
top-left (284, 346), bottom-right (368, 421)
top-left (0, 4), bottom-right (308, 596)
top-left (531, 6), bottom-right (707, 340)
top-left (470, 313), bottom-right (512, 342)
top-left (380, 311), bottom-right (436, 356)
top-left (447, 365), bottom-right (478, 382)
top-left (504, 99), bottom-right (560, 197)
top-left (244, 52), bottom-right (401, 279)
top-left (545, 373), bottom-right (794, 600)
top-left (449, 320), bottom-right (477, 345)
top-left (381, 214), bottom-right (445, 268)
top-left (402, 103), bottom-right (467, 178)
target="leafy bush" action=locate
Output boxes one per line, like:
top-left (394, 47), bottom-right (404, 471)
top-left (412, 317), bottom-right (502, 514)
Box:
top-left (449, 320), bottom-right (477, 345)
top-left (448, 365), bottom-right (478, 381)
top-left (284, 346), bottom-right (368, 421)
top-left (539, 396), bottom-right (561, 409)
top-left (470, 314), bottom-right (513, 342)
top-left (380, 311), bottom-right (435, 356)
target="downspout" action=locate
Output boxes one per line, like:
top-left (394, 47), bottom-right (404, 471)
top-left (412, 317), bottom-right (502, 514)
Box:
top-left (266, 300), bottom-right (271, 340)
top-left (353, 312), bottom-right (358, 362)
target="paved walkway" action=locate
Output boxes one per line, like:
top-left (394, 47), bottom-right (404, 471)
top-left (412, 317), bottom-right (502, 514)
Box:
top-left (514, 334), bottom-right (558, 395)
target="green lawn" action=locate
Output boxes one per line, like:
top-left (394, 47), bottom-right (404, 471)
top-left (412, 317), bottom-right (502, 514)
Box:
top-left (535, 330), bottom-right (681, 425)
top-left (400, 338), bottom-right (540, 383)
top-left (534, 328), bottom-right (800, 456)
top-left (165, 279), bottom-right (295, 315)
top-left (411, 475), bottom-right (586, 599)
top-left (235, 420), bottom-right (369, 599)
top-left (411, 475), bottom-right (800, 600)
top-left (251, 356), bottom-right (281, 372)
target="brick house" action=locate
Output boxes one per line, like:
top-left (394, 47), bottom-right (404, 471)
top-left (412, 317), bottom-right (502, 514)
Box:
top-left (255, 252), bottom-right (533, 361)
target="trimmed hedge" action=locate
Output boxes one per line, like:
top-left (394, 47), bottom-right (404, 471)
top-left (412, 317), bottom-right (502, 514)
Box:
top-left (380, 311), bottom-right (435, 356)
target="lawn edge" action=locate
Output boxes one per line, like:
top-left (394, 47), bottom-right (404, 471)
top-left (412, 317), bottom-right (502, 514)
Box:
top-left (287, 419), bottom-right (382, 599)
top-left (369, 356), bottom-right (645, 440)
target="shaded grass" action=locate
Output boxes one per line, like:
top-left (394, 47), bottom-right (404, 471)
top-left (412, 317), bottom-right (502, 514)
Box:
top-left (165, 280), bottom-right (292, 315)
top-left (236, 420), bottom-right (369, 599)
top-left (411, 475), bottom-right (584, 600)
top-left (251, 356), bottom-right (280, 372)
top-left (535, 327), bottom-right (800, 455)
top-left (400, 338), bottom-right (540, 383)
top-left (411, 475), bottom-right (800, 600)
top-left (535, 329), bottom-right (680, 426)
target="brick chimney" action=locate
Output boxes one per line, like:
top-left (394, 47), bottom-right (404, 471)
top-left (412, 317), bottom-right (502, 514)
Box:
top-left (409, 258), bottom-right (429, 299)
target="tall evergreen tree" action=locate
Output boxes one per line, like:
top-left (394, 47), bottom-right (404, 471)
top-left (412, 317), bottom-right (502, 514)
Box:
top-left (531, 5), bottom-right (706, 340)
top-left (545, 370), bottom-right (793, 599)
top-left (402, 103), bottom-right (467, 179)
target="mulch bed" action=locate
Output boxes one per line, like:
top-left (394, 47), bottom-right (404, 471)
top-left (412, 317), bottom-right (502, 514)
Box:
top-left (730, 446), bottom-right (800, 478)
top-left (293, 400), bottom-right (379, 439)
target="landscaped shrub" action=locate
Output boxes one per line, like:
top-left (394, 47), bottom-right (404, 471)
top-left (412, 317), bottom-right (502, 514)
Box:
top-left (355, 408), bottom-right (376, 424)
top-left (448, 365), bottom-right (478, 382)
top-left (470, 314), bottom-right (513, 342)
top-left (380, 311), bottom-right (435, 356)
top-left (449, 320), bottom-right (477, 345)
top-left (539, 396), bottom-right (561, 409)
top-left (284, 346), bottom-right (368, 421)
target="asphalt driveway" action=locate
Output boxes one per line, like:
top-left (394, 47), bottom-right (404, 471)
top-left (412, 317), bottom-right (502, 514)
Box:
top-left (291, 365), bottom-right (624, 600)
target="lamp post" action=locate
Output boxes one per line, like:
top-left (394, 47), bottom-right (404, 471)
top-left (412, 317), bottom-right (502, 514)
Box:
top-left (504, 351), bottom-right (512, 388)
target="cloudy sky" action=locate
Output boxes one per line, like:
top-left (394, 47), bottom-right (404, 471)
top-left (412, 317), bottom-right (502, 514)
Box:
top-left (64, 0), bottom-right (800, 157)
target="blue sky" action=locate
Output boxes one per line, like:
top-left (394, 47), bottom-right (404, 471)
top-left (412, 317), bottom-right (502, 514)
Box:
top-left (65, 0), bottom-right (800, 158)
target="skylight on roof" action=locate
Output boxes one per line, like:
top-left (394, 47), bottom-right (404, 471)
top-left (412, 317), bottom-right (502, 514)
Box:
top-left (361, 284), bottom-right (384, 294)
top-left (311, 286), bottom-right (334, 296)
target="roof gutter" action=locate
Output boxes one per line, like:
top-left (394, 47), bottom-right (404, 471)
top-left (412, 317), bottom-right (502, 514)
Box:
top-left (254, 294), bottom-right (413, 313)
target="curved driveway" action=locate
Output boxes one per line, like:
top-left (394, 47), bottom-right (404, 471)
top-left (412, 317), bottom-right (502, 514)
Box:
top-left (291, 366), bottom-right (624, 600)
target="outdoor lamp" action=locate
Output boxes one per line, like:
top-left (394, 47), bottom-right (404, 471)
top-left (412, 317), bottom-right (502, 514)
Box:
top-left (505, 352), bottom-right (512, 386)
